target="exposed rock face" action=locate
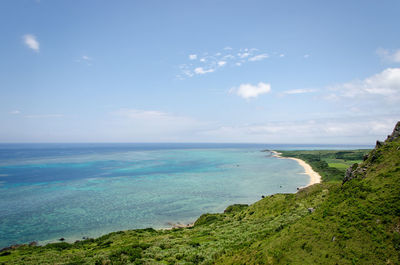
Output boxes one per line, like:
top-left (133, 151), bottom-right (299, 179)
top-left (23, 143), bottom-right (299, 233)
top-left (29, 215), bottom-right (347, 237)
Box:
top-left (386, 121), bottom-right (400, 142)
top-left (342, 121), bottom-right (399, 185)
top-left (343, 163), bottom-right (362, 184)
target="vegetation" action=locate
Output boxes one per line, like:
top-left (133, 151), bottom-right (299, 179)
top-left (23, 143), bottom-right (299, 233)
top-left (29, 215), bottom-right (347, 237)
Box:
top-left (1, 134), bottom-right (399, 264)
top-left (278, 149), bottom-right (370, 182)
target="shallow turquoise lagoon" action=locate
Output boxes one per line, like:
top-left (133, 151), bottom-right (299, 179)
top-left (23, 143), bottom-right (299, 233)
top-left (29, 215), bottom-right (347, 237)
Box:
top-left (0, 143), bottom-right (369, 248)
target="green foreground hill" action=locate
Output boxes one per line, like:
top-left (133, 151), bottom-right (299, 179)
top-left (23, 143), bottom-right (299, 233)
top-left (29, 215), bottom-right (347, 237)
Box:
top-left (1, 123), bottom-right (400, 264)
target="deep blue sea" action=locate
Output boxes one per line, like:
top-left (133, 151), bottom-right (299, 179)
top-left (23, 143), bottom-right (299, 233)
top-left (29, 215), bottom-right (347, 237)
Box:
top-left (0, 143), bottom-right (372, 248)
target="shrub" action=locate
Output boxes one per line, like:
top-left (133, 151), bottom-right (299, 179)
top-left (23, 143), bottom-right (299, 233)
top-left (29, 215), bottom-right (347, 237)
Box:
top-left (109, 246), bottom-right (142, 263)
top-left (194, 213), bottom-right (221, 226)
top-left (43, 242), bottom-right (72, 251)
top-left (224, 204), bottom-right (248, 214)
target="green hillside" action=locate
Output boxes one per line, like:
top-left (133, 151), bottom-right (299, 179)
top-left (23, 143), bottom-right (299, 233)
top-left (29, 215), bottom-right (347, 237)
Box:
top-left (278, 149), bottom-right (370, 182)
top-left (1, 123), bottom-right (400, 264)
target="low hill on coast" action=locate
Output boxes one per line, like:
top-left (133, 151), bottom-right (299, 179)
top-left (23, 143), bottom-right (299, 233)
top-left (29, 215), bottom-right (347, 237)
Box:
top-left (1, 122), bottom-right (399, 264)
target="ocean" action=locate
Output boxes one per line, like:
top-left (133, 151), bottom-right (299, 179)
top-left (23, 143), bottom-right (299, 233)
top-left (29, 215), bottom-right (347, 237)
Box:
top-left (0, 143), bottom-right (371, 248)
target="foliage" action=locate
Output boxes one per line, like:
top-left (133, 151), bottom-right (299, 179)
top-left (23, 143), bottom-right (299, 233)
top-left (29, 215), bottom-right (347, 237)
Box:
top-left (1, 143), bottom-right (399, 264)
top-left (278, 149), bottom-right (370, 182)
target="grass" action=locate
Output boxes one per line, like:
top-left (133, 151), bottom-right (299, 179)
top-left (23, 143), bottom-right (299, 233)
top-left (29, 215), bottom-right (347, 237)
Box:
top-left (327, 162), bottom-right (351, 170)
top-left (278, 149), bottom-right (370, 182)
top-left (1, 142), bottom-right (399, 264)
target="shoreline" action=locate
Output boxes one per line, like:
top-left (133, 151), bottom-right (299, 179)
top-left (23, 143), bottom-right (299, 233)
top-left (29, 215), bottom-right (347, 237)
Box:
top-left (270, 150), bottom-right (322, 188)
top-left (1, 149), bottom-right (321, 250)
top-left (162, 222), bottom-right (194, 230)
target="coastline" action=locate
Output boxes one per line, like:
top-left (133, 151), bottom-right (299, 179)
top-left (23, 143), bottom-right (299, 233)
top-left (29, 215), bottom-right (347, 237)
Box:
top-left (1, 149), bottom-right (321, 249)
top-left (270, 150), bottom-right (322, 187)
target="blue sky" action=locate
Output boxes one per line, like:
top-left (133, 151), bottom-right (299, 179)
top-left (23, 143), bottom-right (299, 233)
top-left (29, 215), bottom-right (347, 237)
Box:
top-left (1, 0), bottom-right (400, 143)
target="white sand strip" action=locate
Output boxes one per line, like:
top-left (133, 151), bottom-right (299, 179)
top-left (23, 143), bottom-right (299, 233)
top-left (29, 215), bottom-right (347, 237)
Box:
top-left (270, 151), bottom-right (322, 187)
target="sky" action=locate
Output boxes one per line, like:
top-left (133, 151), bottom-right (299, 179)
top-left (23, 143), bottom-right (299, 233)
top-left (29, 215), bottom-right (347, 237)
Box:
top-left (0, 0), bottom-right (400, 144)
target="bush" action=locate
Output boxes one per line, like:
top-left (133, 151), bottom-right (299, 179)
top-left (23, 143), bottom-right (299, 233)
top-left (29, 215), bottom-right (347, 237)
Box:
top-left (43, 242), bottom-right (72, 251)
top-left (224, 204), bottom-right (248, 214)
top-left (194, 213), bottom-right (221, 226)
top-left (109, 246), bottom-right (142, 263)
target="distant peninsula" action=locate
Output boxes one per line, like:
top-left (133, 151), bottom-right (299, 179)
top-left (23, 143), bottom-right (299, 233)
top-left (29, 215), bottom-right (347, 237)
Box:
top-left (1, 122), bottom-right (400, 264)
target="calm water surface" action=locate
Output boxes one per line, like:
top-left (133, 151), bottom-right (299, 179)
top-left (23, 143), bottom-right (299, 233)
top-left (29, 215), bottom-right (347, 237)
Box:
top-left (0, 143), bottom-right (371, 248)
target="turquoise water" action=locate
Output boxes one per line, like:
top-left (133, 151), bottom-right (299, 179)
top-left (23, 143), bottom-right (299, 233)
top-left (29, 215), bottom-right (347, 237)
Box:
top-left (0, 143), bottom-right (371, 248)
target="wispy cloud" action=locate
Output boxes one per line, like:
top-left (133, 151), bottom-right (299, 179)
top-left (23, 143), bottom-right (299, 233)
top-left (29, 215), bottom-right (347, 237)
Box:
top-left (25, 114), bottom-right (63, 118)
top-left (200, 116), bottom-right (398, 144)
top-left (23, 34), bottom-right (39, 52)
top-left (328, 68), bottom-right (400, 101)
top-left (194, 67), bottom-right (215, 75)
top-left (238, 52), bottom-right (250, 58)
top-left (217, 61), bottom-right (226, 67)
top-left (376, 48), bottom-right (400, 63)
top-left (248, 53), bottom-right (269, 62)
top-left (283, 88), bottom-right (316, 95)
top-left (229, 82), bottom-right (271, 99)
top-left (178, 47), bottom-right (286, 79)
top-left (108, 108), bottom-right (208, 141)
top-left (76, 55), bottom-right (93, 65)
top-left (114, 109), bottom-right (170, 120)
top-left (10, 110), bottom-right (21, 114)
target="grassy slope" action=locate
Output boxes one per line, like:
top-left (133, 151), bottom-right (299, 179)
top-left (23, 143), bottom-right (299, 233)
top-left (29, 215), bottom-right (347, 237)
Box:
top-left (218, 143), bottom-right (400, 264)
top-left (1, 143), bottom-right (399, 264)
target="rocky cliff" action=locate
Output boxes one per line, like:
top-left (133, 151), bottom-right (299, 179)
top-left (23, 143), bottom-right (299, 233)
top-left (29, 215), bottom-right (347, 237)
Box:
top-left (343, 121), bottom-right (400, 184)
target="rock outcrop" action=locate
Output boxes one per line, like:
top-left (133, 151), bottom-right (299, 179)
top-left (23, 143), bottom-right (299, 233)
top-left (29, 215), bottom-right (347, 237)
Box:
top-left (343, 121), bottom-right (400, 184)
top-left (385, 121), bottom-right (400, 142)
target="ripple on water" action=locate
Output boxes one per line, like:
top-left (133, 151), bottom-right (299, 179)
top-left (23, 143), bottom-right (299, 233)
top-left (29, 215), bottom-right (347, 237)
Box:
top-left (0, 146), bottom-right (310, 248)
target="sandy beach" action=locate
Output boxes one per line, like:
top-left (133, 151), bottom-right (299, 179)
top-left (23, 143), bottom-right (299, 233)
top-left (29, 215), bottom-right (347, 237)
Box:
top-left (270, 150), bottom-right (322, 187)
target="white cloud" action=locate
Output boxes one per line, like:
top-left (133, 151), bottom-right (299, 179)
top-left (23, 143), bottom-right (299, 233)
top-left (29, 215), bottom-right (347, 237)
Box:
top-left (179, 47), bottom-right (285, 79)
top-left (217, 61), bottom-right (226, 67)
top-left (114, 109), bottom-right (170, 120)
top-left (223, 54), bottom-right (235, 60)
top-left (199, 117), bottom-right (398, 144)
top-left (194, 67), bottom-right (215, 75)
top-left (10, 110), bottom-right (21, 114)
top-left (248, 54), bottom-right (269, 62)
top-left (182, 70), bottom-right (193, 77)
top-left (107, 108), bottom-right (208, 142)
top-left (279, 54), bottom-right (285, 57)
top-left (283, 88), bottom-right (316, 95)
top-left (178, 64), bottom-right (194, 77)
top-left (75, 55), bottom-right (93, 66)
top-left (376, 48), bottom-right (400, 63)
top-left (230, 82), bottom-right (271, 99)
top-left (329, 68), bottom-right (400, 101)
top-left (23, 34), bottom-right (39, 52)
top-left (238, 52), bottom-right (250, 58)
top-left (25, 114), bottom-right (63, 118)
top-left (113, 108), bottom-right (199, 128)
